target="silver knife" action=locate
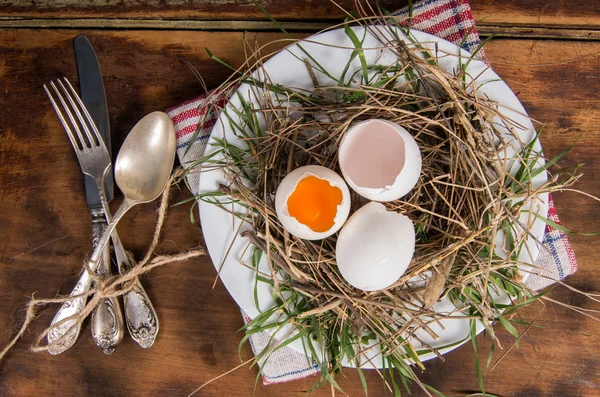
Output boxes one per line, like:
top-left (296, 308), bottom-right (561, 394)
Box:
top-left (74, 34), bottom-right (124, 354)
top-left (75, 35), bottom-right (113, 204)
top-left (75, 35), bottom-right (160, 349)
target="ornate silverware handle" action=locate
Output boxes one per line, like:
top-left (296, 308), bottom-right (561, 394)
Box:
top-left (88, 173), bottom-right (159, 349)
top-left (91, 215), bottom-right (124, 354)
top-left (47, 271), bottom-right (93, 355)
top-left (47, 218), bottom-right (106, 355)
top-left (111, 231), bottom-right (159, 348)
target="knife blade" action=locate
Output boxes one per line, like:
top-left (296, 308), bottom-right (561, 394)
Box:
top-left (74, 34), bottom-right (114, 206)
top-left (73, 35), bottom-right (125, 354)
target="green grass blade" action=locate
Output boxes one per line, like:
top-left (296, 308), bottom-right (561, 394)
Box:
top-left (206, 48), bottom-right (241, 74)
top-left (251, 0), bottom-right (337, 82)
top-left (470, 320), bottom-right (486, 394)
top-left (486, 341), bottom-right (495, 371)
top-left (510, 319), bottom-right (547, 328)
top-left (498, 315), bottom-right (519, 339)
top-left (344, 23), bottom-right (369, 84)
top-left (424, 385), bottom-right (450, 397)
top-left (528, 135), bottom-right (581, 180)
top-left (528, 212), bottom-right (600, 236)
top-left (465, 394), bottom-right (501, 397)
top-left (357, 367), bottom-right (368, 396)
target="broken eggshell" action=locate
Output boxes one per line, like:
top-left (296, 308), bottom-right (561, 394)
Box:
top-left (275, 165), bottom-right (351, 240)
top-left (335, 202), bottom-right (416, 291)
top-left (338, 119), bottom-right (422, 202)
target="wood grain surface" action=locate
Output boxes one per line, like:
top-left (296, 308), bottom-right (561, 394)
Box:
top-left (0, 6), bottom-right (599, 397)
top-left (0, 0), bottom-right (598, 28)
top-left (0, 0), bottom-right (404, 20)
top-left (1, 0), bottom-right (599, 41)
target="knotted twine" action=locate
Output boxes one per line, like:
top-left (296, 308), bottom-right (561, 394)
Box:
top-left (0, 170), bottom-right (205, 362)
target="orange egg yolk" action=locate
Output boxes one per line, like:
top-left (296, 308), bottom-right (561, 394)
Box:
top-left (286, 175), bottom-right (343, 233)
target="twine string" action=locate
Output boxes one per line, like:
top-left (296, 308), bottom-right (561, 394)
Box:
top-left (0, 170), bottom-right (205, 361)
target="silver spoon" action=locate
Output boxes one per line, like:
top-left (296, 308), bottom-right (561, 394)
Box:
top-left (94, 111), bottom-right (174, 349)
top-left (88, 111), bottom-right (176, 278)
top-left (60, 111), bottom-right (174, 353)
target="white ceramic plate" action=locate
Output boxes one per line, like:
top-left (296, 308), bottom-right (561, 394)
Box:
top-left (198, 26), bottom-right (548, 368)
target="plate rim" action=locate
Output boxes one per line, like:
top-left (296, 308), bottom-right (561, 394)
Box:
top-left (197, 25), bottom-right (549, 368)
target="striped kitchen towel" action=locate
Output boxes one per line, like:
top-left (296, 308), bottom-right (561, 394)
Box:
top-left (167, 0), bottom-right (577, 384)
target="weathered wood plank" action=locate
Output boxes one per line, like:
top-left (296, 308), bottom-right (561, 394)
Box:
top-left (472, 0), bottom-right (600, 29)
top-left (0, 0), bottom-right (406, 20)
top-left (0, 18), bottom-right (332, 31)
top-left (1, 0), bottom-right (599, 42)
top-left (0, 29), bottom-right (599, 396)
top-left (0, 0), bottom-right (598, 30)
top-left (477, 25), bottom-right (600, 41)
top-left (1, 18), bottom-right (599, 42)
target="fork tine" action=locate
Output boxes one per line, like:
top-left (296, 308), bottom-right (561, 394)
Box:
top-left (56, 79), bottom-right (96, 149)
top-left (62, 77), bottom-right (103, 148)
top-left (48, 80), bottom-right (89, 151)
top-left (44, 83), bottom-right (83, 152)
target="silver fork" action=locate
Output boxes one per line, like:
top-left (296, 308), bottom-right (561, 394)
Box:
top-left (44, 78), bottom-right (124, 354)
top-left (44, 78), bottom-right (159, 353)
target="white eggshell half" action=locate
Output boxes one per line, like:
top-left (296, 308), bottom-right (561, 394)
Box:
top-left (338, 119), bottom-right (422, 202)
top-left (336, 202), bottom-right (415, 291)
top-left (275, 165), bottom-right (351, 240)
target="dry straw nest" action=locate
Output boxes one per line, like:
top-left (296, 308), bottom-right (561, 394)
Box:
top-left (189, 9), bottom-right (583, 394)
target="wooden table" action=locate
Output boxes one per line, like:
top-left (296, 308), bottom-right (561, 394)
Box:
top-left (1, 1), bottom-right (599, 396)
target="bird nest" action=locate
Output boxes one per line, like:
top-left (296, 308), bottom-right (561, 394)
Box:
top-left (185, 9), bottom-right (583, 395)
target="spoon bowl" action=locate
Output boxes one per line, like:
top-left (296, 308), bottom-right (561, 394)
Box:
top-left (115, 112), bottom-right (176, 203)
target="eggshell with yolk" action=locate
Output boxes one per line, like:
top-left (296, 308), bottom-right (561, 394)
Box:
top-left (275, 165), bottom-right (351, 240)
